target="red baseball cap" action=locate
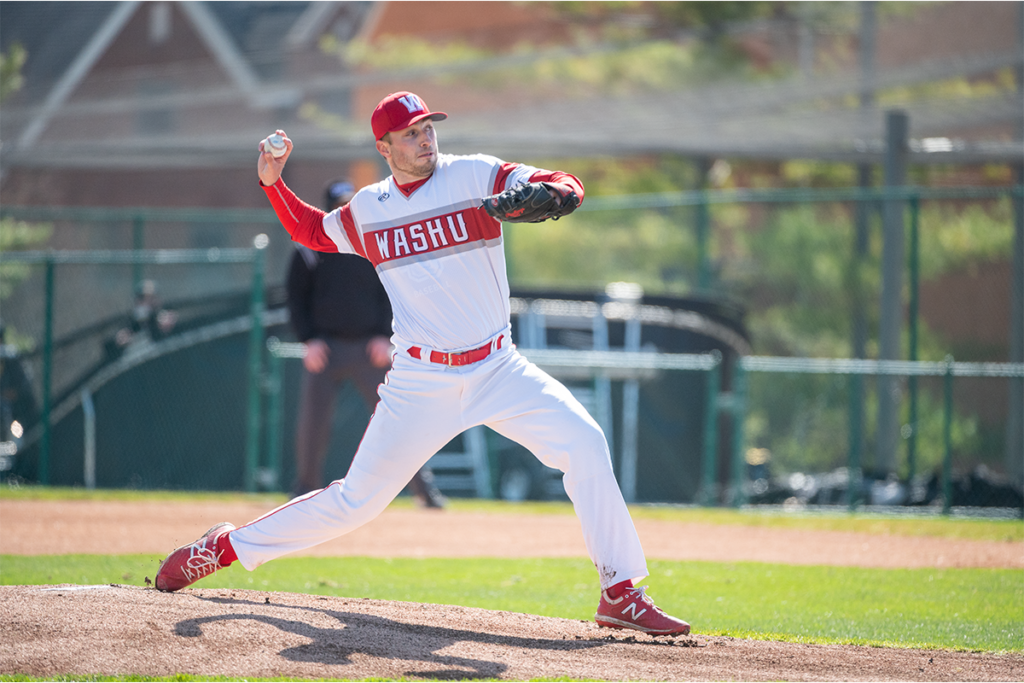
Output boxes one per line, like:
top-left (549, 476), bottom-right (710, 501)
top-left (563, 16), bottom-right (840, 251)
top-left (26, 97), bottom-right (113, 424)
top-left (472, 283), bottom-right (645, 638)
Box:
top-left (371, 91), bottom-right (448, 140)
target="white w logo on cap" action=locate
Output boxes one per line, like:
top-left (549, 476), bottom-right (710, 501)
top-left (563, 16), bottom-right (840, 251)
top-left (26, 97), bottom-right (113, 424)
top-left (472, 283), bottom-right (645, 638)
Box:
top-left (397, 94), bottom-right (425, 113)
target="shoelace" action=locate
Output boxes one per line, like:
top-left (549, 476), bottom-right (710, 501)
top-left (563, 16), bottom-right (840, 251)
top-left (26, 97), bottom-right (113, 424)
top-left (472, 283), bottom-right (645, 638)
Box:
top-left (181, 539), bottom-right (223, 582)
top-left (625, 585), bottom-right (664, 612)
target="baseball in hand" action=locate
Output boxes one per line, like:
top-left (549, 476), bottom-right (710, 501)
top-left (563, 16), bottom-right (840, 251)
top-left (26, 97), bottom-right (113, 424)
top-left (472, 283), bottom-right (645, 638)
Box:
top-left (264, 134), bottom-right (287, 158)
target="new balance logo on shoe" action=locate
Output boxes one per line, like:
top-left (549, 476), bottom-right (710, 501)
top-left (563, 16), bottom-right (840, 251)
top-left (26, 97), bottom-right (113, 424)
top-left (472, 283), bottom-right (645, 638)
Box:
top-left (621, 601), bottom-right (648, 620)
top-left (595, 585), bottom-right (690, 636)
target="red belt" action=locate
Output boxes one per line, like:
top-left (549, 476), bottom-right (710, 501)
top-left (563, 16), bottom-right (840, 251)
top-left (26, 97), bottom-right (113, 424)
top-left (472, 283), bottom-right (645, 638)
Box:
top-left (408, 336), bottom-right (503, 367)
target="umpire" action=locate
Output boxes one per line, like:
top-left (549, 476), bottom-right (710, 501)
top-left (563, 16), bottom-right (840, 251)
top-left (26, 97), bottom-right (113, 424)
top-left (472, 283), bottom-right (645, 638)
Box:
top-left (286, 179), bottom-right (446, 507)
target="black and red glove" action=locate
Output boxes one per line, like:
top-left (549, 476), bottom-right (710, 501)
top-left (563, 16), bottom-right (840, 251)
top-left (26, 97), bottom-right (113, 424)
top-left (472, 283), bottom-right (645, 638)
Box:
top-left (482, 182), bottom-right (580, 223)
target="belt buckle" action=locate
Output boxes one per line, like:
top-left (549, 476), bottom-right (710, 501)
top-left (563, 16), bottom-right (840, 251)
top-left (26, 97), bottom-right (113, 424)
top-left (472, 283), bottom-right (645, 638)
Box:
top-left (447, 352), bottom-right (455, 367)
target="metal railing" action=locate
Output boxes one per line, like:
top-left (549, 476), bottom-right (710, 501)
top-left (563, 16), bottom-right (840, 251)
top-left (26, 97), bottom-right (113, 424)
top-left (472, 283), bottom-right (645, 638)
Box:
top-left (737, 355), bottom-right (1024, 513)
top-left (263, 341), bottom-right (1023, 514)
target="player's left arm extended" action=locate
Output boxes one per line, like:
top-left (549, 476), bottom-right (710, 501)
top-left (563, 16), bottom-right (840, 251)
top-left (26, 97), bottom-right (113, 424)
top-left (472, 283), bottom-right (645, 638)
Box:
top-left (529, 169), bottom-right (584, 207)
top-left (481, 169), bottom-right (584, 224)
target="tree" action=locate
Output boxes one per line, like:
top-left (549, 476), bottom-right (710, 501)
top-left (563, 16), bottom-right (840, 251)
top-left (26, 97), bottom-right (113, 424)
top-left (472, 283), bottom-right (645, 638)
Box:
top-left (0, 43), bottom-right (52, 334)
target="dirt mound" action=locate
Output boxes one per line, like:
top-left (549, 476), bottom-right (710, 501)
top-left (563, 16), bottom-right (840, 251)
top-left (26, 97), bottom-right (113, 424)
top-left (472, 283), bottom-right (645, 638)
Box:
top-left (2, 584), bottom-right (1021, 681)
top-left (3, 498), bottom-right (1022, 680)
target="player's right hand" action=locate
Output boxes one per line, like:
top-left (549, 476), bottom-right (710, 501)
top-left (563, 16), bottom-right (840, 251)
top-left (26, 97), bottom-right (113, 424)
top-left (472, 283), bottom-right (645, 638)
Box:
top-left (257, 129), bottom-right (291, 186)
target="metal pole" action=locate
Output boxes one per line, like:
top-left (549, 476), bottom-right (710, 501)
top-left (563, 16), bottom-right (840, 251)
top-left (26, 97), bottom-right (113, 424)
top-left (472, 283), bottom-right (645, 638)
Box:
top-left (850, 0), bottom-right (876, 503)
top-left (132, 215), bottom-right (144, 295)
top-left (620, 380), bottom-right (639, 502)
top-left (847, 373), bottom-right (863, 511)
top-left (40, 257), bottom-right (54, 485)
top-left (619, 302), bottom-right (642, 502)
top-left (700, 351), bottom-right (722, 506)
top-left (730, 360), bottom-right (747, 508)
top-left (264, 339), bottom-right (283, 492)
top-left (244, 236), bottom-right (267, 492)
top-left (942, 356), bottom-right (955, 515)
top-left (81, 388), bottom-right (96, 489)
top-left (696, 155), bottom-right (712, 291)
top-left (696, 194), bottom-right (710, 291)
top-left (877, 110), bottom-right (909, 475)
top-left (1007, 2), bottom-right (1024, 486)
top-left (1009, 176), bottom-right (1024, 486)
top-left (907, 194), bottom-right (920, 483)
top-left (848, 178), bottom-right (872, 511)
top-left (592, 305), bottom-right (613, 475)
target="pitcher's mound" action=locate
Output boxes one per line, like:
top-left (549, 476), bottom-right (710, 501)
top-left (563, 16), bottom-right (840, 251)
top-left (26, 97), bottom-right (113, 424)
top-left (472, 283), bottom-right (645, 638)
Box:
top-left (1, 584), bottom-right (1020, 681)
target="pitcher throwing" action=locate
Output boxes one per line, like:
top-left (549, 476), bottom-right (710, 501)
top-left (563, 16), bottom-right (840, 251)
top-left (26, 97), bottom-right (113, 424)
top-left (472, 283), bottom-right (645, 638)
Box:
top-left (155, 90), bottom-right (690, 637)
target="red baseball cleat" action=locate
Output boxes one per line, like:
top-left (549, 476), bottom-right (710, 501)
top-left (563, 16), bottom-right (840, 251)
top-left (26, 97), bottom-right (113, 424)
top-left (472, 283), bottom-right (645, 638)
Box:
top-left (595, 585), bottom-right (691, 636)
top-left (155, 522), bottom-right (235, 592)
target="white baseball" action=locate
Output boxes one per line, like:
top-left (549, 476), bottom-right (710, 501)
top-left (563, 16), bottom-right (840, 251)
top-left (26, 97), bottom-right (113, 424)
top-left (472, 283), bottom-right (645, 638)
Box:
top-left (265, 134), bottom-right (287, 158)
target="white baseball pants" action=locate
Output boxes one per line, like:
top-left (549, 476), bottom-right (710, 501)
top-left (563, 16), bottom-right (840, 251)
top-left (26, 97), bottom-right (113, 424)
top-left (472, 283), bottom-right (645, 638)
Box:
top-left (230, 340), bottom-right (649, 590)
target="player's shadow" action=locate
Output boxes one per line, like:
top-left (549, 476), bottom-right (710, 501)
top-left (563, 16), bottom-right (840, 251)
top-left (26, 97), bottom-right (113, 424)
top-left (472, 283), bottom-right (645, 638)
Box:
top-left (177, 594), bottom-right (610, 680)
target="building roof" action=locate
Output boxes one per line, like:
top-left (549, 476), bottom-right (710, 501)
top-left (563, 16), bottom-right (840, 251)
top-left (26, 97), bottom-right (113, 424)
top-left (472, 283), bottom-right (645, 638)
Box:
top-left (1, 1), bottom-right (1021, 173)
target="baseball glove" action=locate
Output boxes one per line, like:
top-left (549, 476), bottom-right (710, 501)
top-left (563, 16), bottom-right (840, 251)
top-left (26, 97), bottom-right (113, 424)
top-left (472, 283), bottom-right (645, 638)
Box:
top-left (481, 182), bottom-right (580, 223)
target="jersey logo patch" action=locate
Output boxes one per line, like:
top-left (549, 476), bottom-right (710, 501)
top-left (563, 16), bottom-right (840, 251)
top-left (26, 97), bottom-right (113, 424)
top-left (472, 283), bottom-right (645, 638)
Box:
top-left (378, 192), bottom-right (390, 202)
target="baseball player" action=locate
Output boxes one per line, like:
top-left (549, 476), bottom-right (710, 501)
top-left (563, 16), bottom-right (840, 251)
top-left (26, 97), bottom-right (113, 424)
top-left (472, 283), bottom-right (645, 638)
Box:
top-left (155, 91), bottom-right (690, 636)
top-left (287, 179), bottom-right (446, 508)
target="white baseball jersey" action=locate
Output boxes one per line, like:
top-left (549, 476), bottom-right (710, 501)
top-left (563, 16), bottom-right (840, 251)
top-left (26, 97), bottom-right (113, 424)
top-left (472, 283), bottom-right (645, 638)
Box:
top-left (266, 153), bottom-right (576, 353)
top-left (240, 153), bottom-right (649, 591)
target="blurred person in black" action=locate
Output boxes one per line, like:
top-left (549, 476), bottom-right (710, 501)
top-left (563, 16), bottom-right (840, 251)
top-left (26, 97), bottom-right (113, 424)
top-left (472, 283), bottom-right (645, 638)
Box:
top-left (105, 279), bottom-right (178, 361)
top-left (287, 179), bottom-right (446, 507)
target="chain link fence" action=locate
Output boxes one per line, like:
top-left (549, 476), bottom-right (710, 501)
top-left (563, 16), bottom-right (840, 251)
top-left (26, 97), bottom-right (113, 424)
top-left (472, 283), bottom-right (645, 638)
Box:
top-left (1, 185), bottom-right (1021, 514)
top-left (0, 225), bottom-right (286, 490)
top-left (527, 185), bottom-right (1021, 512)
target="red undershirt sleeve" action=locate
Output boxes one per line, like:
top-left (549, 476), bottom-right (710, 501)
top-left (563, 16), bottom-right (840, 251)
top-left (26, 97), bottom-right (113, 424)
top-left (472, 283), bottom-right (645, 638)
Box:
top-left (260, 179), bottom-right (339, 253)
top-left (490, 164), bottom-right (586, 205)
top-left (529, 169), bottom-right (585, 205)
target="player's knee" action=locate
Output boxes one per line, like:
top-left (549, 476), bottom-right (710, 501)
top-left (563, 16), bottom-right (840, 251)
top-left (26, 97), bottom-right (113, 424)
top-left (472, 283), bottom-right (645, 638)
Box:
top-left (561, 420), bottom-right (613, 472)
top-left (578, 415), bottom-right (610, 453)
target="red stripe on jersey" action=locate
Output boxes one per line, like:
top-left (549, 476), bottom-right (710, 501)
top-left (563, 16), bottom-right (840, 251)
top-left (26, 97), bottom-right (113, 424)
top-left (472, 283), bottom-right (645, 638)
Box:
top-left (261, 180), bottom-right (339, 253)
top-left (364, 206), bottom-right (499, 266)
top-left (337, 206), bottom-right (366, 259)
top-left (493, 163), bottom-right (520, 195)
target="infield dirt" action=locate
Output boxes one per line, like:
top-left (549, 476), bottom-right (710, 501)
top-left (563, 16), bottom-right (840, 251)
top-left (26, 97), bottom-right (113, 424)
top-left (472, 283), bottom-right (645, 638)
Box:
top-left (1, 498), bottom-right (1022, 681)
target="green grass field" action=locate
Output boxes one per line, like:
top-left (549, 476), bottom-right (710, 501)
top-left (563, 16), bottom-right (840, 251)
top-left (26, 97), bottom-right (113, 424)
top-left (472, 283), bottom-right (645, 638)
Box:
top-left (2, 488), bottom-right (1022, 654)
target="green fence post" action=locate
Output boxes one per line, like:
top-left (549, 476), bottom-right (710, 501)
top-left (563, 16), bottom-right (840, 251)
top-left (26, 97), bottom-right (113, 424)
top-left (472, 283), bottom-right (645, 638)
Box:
top-left (40, 256), bottom-right (55, 485)
top-left (696, 191), bottom-right (711, 291)
top-left (848, 176), bottom-right (871, 511)
top-left (730, 359), bottom-right (747, 508)
top-left (847, 372), bottom-right (863, 511)
top-left (942, 355), bottom-right (954, 515)
top-left (264, 338), bottom-right (284, 492)
top-left (132, 215), bottom-right (145, 295)
top-left (700, 351), bottom-right (722, 506)
top-left (244, 235), bottom-right (268, 492)
top-left (907, 194), bottom-right (920, 483)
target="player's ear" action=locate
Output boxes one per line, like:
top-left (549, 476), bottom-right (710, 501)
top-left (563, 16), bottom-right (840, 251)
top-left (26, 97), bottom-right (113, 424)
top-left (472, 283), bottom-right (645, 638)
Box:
top-left (375, 139), bottom-right (391, 161)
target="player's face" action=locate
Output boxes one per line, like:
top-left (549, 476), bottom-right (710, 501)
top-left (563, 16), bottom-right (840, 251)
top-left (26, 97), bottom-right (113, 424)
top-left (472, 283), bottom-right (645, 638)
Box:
top-left (378, 120), bottom-right (438, 182)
